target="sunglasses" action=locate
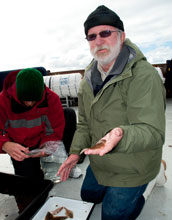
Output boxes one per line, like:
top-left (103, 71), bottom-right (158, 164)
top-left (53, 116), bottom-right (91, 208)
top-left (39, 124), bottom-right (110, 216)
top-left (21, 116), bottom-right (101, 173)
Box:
top-left (86, 30), bottom-right (119, 41)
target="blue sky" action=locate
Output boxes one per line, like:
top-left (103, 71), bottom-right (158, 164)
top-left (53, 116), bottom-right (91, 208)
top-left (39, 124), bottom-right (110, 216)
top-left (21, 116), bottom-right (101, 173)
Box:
top-left (0, 0), bottom-right (172, 72)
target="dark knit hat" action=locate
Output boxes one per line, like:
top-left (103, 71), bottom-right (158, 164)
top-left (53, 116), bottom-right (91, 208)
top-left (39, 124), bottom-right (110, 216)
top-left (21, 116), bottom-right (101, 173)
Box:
top-left (16, 68), bottom-right (44, 101)
top-left (84, 5), bottom-right (124, 35)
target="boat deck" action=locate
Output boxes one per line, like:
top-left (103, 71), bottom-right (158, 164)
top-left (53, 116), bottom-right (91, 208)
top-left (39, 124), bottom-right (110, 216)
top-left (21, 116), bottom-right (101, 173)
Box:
top-left (0, 99), bottom-right (172, 219)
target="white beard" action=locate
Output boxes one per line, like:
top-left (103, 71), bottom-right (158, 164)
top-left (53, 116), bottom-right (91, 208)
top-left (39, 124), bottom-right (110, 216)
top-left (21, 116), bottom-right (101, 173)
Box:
top-left (90, 36), bottom-right (121, 66)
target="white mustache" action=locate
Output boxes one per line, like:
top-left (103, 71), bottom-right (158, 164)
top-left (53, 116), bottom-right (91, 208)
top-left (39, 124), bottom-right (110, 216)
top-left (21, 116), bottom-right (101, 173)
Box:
top-left (92, 45), bottom-right (109, 54)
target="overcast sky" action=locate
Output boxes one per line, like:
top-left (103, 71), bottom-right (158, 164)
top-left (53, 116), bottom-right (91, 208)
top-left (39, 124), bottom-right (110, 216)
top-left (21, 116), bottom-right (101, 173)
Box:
top-left (0, 0), bottom-right (172, 72)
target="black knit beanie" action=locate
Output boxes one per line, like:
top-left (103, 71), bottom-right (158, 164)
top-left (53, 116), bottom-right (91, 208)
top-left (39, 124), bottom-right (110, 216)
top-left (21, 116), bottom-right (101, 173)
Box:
top-left (16, 68), bottom-right (44, 101)
top-left (84, 5), bottom-right (124, 35)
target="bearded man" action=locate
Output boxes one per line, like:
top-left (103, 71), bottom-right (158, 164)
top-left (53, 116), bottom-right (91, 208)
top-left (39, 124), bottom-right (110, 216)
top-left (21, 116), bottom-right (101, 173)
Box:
top-left (57, 5), bottom-right (166, 220)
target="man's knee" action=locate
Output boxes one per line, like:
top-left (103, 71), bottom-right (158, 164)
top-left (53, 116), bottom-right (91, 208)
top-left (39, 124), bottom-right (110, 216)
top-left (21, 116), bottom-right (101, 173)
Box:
top-left (81, 182), bottom-right (105, 204)
top-left (81, 184), bottom-right (98, 203)
top-left (80, 185), bottom-right (91, 202)
top-left (102, 189), bottom-right (146, 220)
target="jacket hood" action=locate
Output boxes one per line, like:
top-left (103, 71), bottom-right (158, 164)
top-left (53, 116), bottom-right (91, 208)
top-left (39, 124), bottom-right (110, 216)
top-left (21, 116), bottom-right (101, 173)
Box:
top-left (124, 38), bottom-right (146, 67)
top-left (2, 70), bottom-right (20, 99)
top-left (2, 70), bottom-right (46, 105)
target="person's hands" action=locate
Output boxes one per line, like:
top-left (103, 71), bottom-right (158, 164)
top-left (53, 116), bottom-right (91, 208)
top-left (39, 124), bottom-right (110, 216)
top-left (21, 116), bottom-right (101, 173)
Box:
top-left (57, 154), bottom-right (80, 181)
top-left (81, 127), bottom-right (123, 156)
top-left (2, 141), bottom-right (30, 161)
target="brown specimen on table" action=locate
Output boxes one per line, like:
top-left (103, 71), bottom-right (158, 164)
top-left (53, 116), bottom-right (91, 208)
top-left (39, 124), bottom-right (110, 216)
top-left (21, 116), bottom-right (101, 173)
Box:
top-left (51, 206), bottom-right (63, 215)
top-left (45, 212), bottom-right (67, 220)
top-left (45, 205), bottom-right (74, 220)
top-left (64, 207), bottom-right (73, 218)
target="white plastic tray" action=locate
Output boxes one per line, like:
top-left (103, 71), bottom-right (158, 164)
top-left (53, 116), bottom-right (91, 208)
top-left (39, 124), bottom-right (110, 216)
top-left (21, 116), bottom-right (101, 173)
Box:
top-left (32, 196), bottom-right (94, 220)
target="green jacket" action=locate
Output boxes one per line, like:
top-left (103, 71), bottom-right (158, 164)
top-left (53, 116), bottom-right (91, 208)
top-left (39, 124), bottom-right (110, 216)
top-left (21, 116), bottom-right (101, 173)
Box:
top-left (70, 39), bottom-right (166, 187)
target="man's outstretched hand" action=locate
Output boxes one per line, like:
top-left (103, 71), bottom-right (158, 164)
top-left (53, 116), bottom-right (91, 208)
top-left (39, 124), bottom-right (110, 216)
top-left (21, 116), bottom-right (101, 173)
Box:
top-left (80, 127), bottom-right (123, 156)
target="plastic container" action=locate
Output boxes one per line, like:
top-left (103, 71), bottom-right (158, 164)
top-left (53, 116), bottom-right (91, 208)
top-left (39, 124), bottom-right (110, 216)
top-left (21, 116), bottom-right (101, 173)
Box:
top-left (40, 141), bottom-right (68, 182)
